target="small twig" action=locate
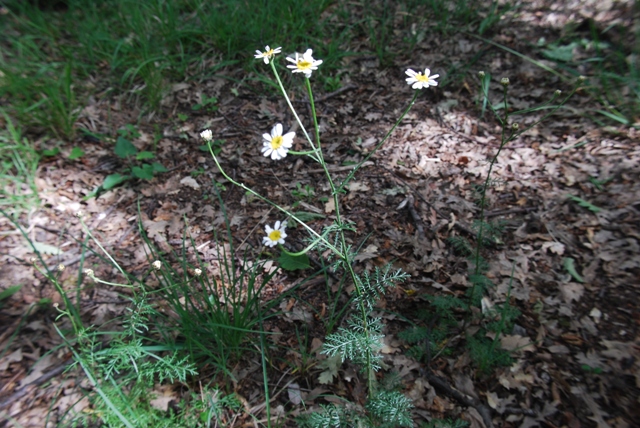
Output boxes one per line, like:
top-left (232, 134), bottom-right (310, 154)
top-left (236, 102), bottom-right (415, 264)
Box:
top-left (404, 194), bottom-right (424, 237)
top-left (294, 84), bottom-right (358, 104)
top-left (0, 360), bottom-right (74, 409)
top-left (424, 370), bottom-right (495, 428)
top-left (302, 161), bottom-right (374, 174)
top-left (503, 406), bottom-right (537, 417)
top-left (391, 173), bottom-right (477, 238)
top-left (484, 206), bottom-right (536, 218)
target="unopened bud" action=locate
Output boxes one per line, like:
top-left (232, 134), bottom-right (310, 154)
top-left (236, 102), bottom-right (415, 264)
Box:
top-left (500, 77), bottom-right (510, 86)
top-left (554, 89), bottom-right (562, 96)
top-left (194, 268), bottom-right (202, 277)
top-left (578, 75), bottom-right (586, 83)
top-left (152, 260), bottom-right (162, 270)
top-left (84, 269), bottom-right (95, 278)
top-left (478, 71), bottom-right (485, 78)
top-left (57, 264), bottom-right (65, 272)
top-left (75, 211), bottom-right (84, 218)
top-left (511, 123), bottom-right (519, 131)
top-left (200, 129), bottom-right (213, 142)
top-left (29, 257), bottom-right (37, 264)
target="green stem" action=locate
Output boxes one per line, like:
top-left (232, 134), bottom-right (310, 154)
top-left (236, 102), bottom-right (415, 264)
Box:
top-left (270, 61), bottom-right (316, 152)
top-left (207, 145), bottom-right (341, 256)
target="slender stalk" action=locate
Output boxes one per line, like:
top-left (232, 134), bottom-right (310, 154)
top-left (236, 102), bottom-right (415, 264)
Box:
top-left (269, 61), bottom-right (319, 160)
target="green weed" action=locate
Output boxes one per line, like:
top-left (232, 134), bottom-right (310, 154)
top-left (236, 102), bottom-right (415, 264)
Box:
top-left (0, 113), bottom-right (40, 214)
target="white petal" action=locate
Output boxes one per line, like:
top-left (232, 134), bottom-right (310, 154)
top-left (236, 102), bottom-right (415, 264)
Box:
top-left (263, 133), bottom-right (272, 141)
top-left (431, 74), bottom-right (440, 79)
top-left (405, 69), bottom-right (417, 77)
top-left (424, 68), bottom-right (431, 76)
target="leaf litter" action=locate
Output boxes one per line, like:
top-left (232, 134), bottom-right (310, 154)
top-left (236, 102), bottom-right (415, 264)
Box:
top-left (0, 0), bottom-right (639, 426)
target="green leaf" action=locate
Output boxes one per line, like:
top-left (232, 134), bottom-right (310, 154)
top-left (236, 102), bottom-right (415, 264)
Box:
top-left (595, 109), bottom-right (629, 125)
top-left (317, 355), bottom-right (341, 385)
top-left (69, 147), bottom-right (84, 160)
top-left (114, 136), bottom-right (137, 158)
top-left (103, 173), bottom-right (129, 190)
top-left (567, 194), bottom-right (601, 213)
top-left (42, 147), bottom-right (60, 157)
top-left (292, 212), bottom-right (326, 222)
top-left (136, 151), bottom-right (154, 160)
top-left (132, 165), bottom-right (154, 180)
top-left (542, 42), bottom-right (578, 62)
top-left (0, 285), bottom-right (21, 301)
top-left (32, 241), bottom-right (62, 255)
top-left (278, 252), bottom-right (310, 271)
top-left (151, 162), bottom-right (167, 173)
top-left (563, 257), bottom-right (584, 283)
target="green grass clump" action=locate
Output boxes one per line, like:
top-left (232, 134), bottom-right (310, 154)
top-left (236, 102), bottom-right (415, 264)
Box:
top-left (0, 114), bottom-right (39, 214)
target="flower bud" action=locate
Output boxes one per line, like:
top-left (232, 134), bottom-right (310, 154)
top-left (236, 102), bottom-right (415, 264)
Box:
top-left (194, 268), bottom-right (202, 277)
top-left (511, 123), bottom-right (519, 131)
top-left (29, 257), bottom-right (37, 264)
top-left (57, 264), bottom-right (65, 272)
top-left (200, 129), bottom-right (213, 142)
top-left (478, 71), bottom-right (485, 78)
top-left (152, 260), bottom-right (162, 270)
top-left (578, 75), bottom-right (586, 83)
top-left (84, 269), bottom-right (95, 278)
top-left (500, 77), bottom-right (510, 86)
top-left (75, 211), bottom-right (84, 218)
top-left (554, 89), bottom-right (562, 96)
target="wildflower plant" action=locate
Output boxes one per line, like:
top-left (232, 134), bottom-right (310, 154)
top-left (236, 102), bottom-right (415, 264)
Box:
top-left (199, 47), bottom-right (437, 426)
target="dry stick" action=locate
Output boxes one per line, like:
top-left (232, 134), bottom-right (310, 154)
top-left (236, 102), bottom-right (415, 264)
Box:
top-left (484, 206), bottom-right (536, 218)
top-left (424, 370), bottom-right (495, 428)
top-left (391, 172), bottom-right (477, 238)
top-left (404, 194), bottom-right (425, 238)
top-left (0, 361), bottom-right (74, 410)
top-left (293, 84), bottom-right (358, 104)
top-left (302, 161), bottom-right (374, 174)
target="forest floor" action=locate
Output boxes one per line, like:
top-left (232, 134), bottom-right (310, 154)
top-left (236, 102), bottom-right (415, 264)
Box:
top-left (0, 0), bottom-right (639, 427)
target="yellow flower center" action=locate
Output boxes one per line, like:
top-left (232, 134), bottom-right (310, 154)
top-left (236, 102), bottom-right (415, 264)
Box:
top-left (416, 73), bottom-right (430, 83)
top-left (266, 49), bottom-right (274, 56)
top-left (269, 230), bottom-right (282, 241)
top-left (270, 135), bottom-right (283, 149)
top-left (297, 60), bottom-right (312, 70)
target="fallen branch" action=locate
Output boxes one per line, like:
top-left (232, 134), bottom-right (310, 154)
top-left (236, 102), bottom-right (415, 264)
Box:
top-left (424, 370), bottom-right (494, 428)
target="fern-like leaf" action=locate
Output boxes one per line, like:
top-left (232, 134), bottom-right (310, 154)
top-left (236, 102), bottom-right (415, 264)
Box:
top-left (367, 390), bottom-right (414, 427)
top-left (321, 317), bottom-right (384, 371)
top-left (353, 265), bottom-right (410, 310)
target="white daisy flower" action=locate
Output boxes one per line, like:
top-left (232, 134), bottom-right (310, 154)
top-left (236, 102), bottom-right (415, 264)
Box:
top-left (405, 68), bottom-right (439, 89)
top-left (286, 49), bottom-right (323, 77)
top-left (261, 123), bottom-right (295, 160)
top-left (263, 221), bottom-right (287, 247)
top-left (254, 45), bottom-right (282, 64)
top-left (200, 129), bottom-right (213, 142)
